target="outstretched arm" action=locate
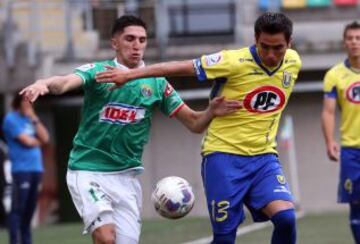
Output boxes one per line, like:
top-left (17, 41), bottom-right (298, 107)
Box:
top-left (175, 97), bottom-right (241, 133)
top-left (96, 60), bottom-right (195, 90)
top-left (20, 74), bottom-right (83, 102)
top-left (321, 97), bottom-right (339, 161)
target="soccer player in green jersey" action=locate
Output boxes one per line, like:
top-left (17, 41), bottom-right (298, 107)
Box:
top-left (321, 21), bottom-right (360, 244)
top-left (20, 15), bottom-right (240, 244)
top-left (95, 12), bottom-right (301, 244)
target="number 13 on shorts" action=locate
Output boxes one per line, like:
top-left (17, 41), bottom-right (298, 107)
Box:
top-left (211, 200), bottom-right (230, 222)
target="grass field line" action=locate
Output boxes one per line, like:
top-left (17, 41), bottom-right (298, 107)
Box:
top-left (182, 210), bottom-right (305, 244)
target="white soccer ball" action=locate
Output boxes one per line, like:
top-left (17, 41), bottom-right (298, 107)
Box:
top-left (151, 176), bottom-right (195, 219)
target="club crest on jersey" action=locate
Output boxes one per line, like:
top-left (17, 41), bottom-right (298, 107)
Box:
top-left (282, 71), bottom-right (292, 88)
top-left (100, 103), bottom-right (145, 124)
top-left (345, 81), bottom-right (360, 104)
top-left (204, 52), bottom-right (222, 66)
top-left (141, 84), bottom-right (153, 97)
top-left (243, 85), bottom-right (286, 113)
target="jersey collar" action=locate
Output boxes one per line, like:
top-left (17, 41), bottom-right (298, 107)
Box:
top-left (249, 45), bottom-right (283, 76)
top-left (345, 59), bottom-right (360, 74)
top-left (113, 58), bottom-right (145, 70)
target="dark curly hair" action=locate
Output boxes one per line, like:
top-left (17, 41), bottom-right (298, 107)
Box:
top-left (111, 15), bottom-right (147, 37)
top-left (254, 12), bottom-right (293, 43)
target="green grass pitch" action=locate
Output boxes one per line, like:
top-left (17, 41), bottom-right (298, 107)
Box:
top-left (0, 211), bottom-right (353, 244)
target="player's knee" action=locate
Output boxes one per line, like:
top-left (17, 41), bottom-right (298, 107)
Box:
top-left (211, 232), bottom-right (236, 244)
top-left (92, 224), bottom-right (116, 244)
top-left (96, 236), bottom-right (116, 244)
top-left (271, 208), bottom-right (296, 231)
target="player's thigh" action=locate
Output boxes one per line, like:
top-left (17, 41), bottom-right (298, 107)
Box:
top-left (247, 154), bottom-right (293, 221)
top-left (339, 147), bottom-right (360, 202)
top-left (67, 170), bottom-right (142, 242)
top-left (201, 153), bottom-right (250, 234)
top-left (66, 170), bottom-right (113, 232)
top-left (112, 175), bottom-right (142, 243)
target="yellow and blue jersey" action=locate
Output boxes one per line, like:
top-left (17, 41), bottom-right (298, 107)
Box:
top-left (193, 45), bottom-right (302, 156)
top-left (323, 59), bottom-right (360, 148)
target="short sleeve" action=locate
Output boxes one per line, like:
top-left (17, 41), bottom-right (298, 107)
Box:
top-left (323, 70), bottom-right (338, 98)
top-left (157, 78), bottom-right (184, 117)
top-left (193, 50), bottom-right (233, 81)
top-left (74, 63), bottom-right (97, 87)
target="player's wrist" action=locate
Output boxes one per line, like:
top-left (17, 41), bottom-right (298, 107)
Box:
top-left (325, 138), bottom-right (336, 146)
top-left (206, 107), bottom-right (216, 119)
top-left (31, 116), bottom-right (40, 124)
top-left (125, 70), bottom-right (136, 82)
top-left (36, 78), bottom-right (50, 88)
top-left (35, 79), bottom-right (46, 85)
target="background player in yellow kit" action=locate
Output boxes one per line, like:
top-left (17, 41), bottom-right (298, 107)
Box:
top-left (321, 21), bottom-right (360, 244)
top-left (96, 12), bottom-right (301, 244)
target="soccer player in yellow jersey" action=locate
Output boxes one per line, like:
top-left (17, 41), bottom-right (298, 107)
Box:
top-left (322, 21), bottom-right (360, 244)
top-left (96, 12), bottom-right (301, 244)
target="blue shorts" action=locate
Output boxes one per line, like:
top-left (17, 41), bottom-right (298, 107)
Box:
top-left (338, 147), bottom-right (360, 203)
top-left (201, 152), bottom-right (293, 235)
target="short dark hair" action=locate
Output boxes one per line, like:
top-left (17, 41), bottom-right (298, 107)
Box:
top-left (254, 12), bottom-right (293, 43)
top-left (12, 91), bottom-right (23, 110)
top-left (343, 21), bottom-right (360, 38)
top-left (111, 15), bottom-right (147, 37)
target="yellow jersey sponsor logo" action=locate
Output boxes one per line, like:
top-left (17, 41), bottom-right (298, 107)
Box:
top-left (243, 85), bottom-right (286, 113)
top-left (345, 81), bottom-right (360, 104)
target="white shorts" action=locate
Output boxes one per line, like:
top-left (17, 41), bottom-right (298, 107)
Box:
top-left (66, 169), bottom-right (142, 242)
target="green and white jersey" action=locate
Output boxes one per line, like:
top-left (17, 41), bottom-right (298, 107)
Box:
top-left (68, 59), bottom-right (184, 172)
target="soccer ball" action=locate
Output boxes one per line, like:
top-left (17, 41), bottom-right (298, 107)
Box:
top-left (151, 176), bottom-right (195, 219)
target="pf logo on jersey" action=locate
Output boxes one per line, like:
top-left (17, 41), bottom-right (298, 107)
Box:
top-left (243, 86), bottom-right (286, 113)
top-left (346, 81), bottom-right (360, 104)
top-left (100, 103), bottom-right (145, 124)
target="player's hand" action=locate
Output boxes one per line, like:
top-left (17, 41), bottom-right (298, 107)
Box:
top-left (95, 66), bottom-right (129, 91)
top-left (19, 82), bottom-right (49, 103)
top-left (209, 96), bottom-right (242, 117)
top-left (326, 140), bottom-right (339, 162)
